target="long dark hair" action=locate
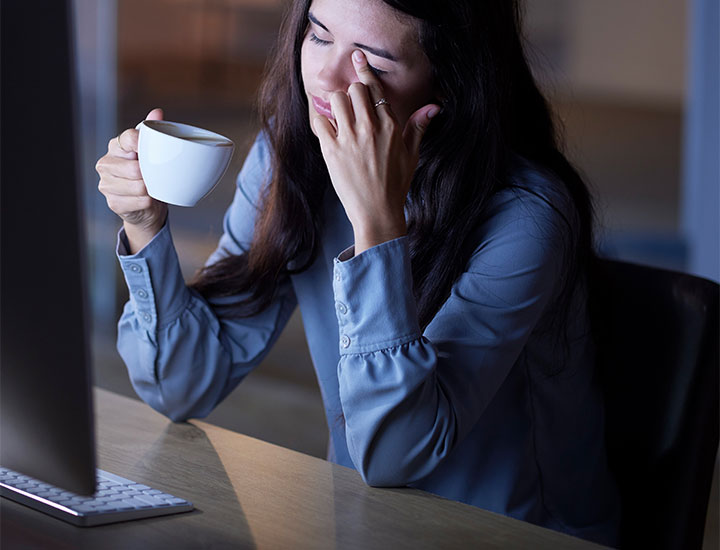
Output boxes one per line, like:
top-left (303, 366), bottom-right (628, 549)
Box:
top-left (191, 0), bottom-right (596, 331)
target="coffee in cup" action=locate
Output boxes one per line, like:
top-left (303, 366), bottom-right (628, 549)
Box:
top-left (136, 120), bottom-right (234, 207)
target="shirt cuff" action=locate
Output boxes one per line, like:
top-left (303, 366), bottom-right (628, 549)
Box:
top-left (116, 223), bottom-right (191, 329)
top-left (332, 237), bottom-right (421, 355)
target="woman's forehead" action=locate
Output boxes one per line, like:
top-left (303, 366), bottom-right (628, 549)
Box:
top-left (307, 0), bottom-right (422, 58)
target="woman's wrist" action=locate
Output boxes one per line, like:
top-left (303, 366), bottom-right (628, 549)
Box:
top-left (123, 215), bottom-right (166, 255)
top-left (353, 218), bottom-right (406, 255)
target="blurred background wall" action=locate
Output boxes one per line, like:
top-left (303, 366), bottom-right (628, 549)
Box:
top-left (72, 2), bottom-right (717, 544)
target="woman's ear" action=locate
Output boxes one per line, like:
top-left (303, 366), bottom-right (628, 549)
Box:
top-left (433, 87), bottom-right (447, 109)
top-left (434, 95), bottom-right (448, 115)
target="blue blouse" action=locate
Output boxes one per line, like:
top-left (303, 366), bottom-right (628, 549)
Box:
top-left (116, 133), bottom-right (621, 546)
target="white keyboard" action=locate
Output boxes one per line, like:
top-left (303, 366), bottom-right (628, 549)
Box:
top-left (0, 467), bottom-right (193, 526)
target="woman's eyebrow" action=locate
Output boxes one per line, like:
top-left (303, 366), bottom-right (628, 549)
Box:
top-left (307, 12), bottom-right (330, 33)
top-left (307, 11), bottom-right (398, 62)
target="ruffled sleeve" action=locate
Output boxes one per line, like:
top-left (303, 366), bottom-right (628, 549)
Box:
top-left (333, 187), bottom-right (568, 486)
top-left (116, 133), bottom-right (297, 421)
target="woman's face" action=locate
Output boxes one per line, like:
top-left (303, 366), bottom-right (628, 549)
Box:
top-left (300, 0), bottom-right (435, 132)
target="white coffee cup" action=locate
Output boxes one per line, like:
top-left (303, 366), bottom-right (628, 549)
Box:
top-left (136, 120), bottom-right (234, 207)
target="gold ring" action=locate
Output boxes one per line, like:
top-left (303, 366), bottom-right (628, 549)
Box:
top-left (373, 98), bottom-right (389, 109)
top-left (116, 135), bottom-right (125, 151)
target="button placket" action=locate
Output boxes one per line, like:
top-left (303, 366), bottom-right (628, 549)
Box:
top-left (123, 259), bottom-right (155, 327)
top-left (334, 260), bottom-right (352, 351)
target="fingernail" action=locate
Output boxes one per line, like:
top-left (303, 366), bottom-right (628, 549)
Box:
top-left (352, 50), bottom-right (364, 63)
top-left (427, 106), bottom-right (440, 119)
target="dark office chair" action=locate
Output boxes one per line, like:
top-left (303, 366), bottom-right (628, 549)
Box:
top-left (594, 258), bottom-right (719, 550)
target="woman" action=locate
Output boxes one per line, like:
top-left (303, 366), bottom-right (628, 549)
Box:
top-left (97, 0), bottom-right (621, 545)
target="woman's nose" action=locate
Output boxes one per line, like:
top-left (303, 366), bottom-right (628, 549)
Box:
top-left (317, 51), bottom-right (358, 92)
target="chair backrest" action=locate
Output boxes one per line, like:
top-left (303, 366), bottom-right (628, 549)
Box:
top-left (594, 259), bottom-right (719, 550)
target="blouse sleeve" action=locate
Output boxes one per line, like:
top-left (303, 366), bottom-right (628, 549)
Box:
top-left (115, 134), bottom-right (297, 422)
top-left (333, 187), bottom-right (569, 486)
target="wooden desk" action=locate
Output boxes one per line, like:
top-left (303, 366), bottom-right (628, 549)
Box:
top-left (1, 389), bottom-right (608, 549)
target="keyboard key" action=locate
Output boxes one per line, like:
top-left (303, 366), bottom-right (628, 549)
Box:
top-left (164, 498), bottom-right (189, 505)
top-left (75, 504), bottom-right (97, 513)
top-left (95, 504), bottom-right (120, 512)
top-left (120, 498), bottom-right (152, 509)
top-left (134, 494), bottom-right (170, 507)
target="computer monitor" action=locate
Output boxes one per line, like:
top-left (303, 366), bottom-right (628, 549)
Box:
top-left (1, 0), bottom-right (97, 496)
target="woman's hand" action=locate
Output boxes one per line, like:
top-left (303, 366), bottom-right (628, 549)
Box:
top-left (96, 108), bottom-right (168, 254)
top-left (312, 50), bottom-right (439, 255)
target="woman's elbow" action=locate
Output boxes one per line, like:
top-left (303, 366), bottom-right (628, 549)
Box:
top-left (353, 445), bottom-right (443, 488)
top-left (164, 408), bottom-right (191, 423)
top-left (350, 426), bottom-right (456, 487)
top-left (357, 459), bottom-right (410, 488)
top-left (129, 378), bottom-right (206, 423)
top-left (131, 384), bottom-right (190, 422)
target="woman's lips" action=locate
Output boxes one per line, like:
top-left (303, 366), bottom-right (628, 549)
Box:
top-left (311, 95), bottom-right (333, 119)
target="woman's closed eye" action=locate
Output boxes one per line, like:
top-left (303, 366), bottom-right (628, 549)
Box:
top-left (309, 33), bottom-right (331, 47)
top-left (365, 63), bottom-right (387, 78)
top-left (309, 34), bottom-right (387, 77)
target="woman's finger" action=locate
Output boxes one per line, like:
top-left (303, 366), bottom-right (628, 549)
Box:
top-left (403, 103), bottom-right (441, 160)
top-left (107, 136), bottom-right (136, 161)
top-left (109, 109), bottom-right (161, 159)
top-left (145, 107), bottom-right (164, 121)
top-left (111, 128), bottom-right (139, 158)
top-left (351, 50), bottom-right (385, 103)
top-left (98, 173), bottom-right (147, 197)
top-left (329, 91), bottom-right (354, 133)
top-left (347, 81), bottom-right (375, 125)
top-left (351, 50), bottom-right (397, 124)
top-left (96, 154), bottom-right (143, 181)
top-left (313, 114), bottom-right (337, 143)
